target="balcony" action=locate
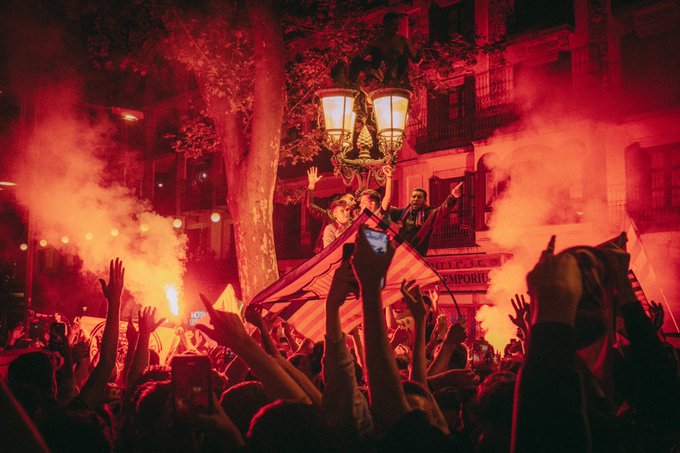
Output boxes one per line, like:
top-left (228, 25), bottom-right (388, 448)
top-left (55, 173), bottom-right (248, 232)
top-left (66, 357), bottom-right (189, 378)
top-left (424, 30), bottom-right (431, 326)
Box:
top-left (429, 222), bottom-right (477, 249)
top-left (413, 67), bottom-right (518, 153)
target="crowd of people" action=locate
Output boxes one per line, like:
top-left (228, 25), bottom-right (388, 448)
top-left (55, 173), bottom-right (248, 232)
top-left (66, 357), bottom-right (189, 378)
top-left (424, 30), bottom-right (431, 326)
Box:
top-left (1, 228), bottom-right (679, 452)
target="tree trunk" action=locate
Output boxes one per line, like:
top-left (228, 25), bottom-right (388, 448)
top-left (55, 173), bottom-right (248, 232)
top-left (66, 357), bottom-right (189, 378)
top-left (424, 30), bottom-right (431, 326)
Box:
top-left (223, 0), bottom-right (284, 302)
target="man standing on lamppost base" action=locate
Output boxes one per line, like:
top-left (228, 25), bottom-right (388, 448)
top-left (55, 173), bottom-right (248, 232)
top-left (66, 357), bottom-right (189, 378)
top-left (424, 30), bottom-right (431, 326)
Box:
top-left (388, 181), bottom-right (463, 256)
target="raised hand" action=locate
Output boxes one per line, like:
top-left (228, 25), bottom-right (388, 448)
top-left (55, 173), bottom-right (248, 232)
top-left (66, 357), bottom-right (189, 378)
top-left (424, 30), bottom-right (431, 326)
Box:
top-left (99, 258), bottom-right (125, 305)
top-left (648, 300), bottom-right (665, 332)
top-left (508, 294), bottom-right (531, 339)
top-left (400, 279), bottom-right (428, 324)
top-left (526, 235), bottom-right (582, 326)
top-left (138, 306), bottom-right (166, 334)
top-left (195, 293), bottom-right (251, 351)
top-left (327, 260), bottom-right (357, 311)
top-left (428, 286), bottom-right (440, 314)
top-left (125, 315), bottom-right (138, 345)
top-left (307, 166), bottom-right (323, 190)
top-left (390, 325), bottom-right (412, 347)
top-left (432, 314), bottom-right (449, 341)
top-left (382, 165), bottom-right (393, 179)
top-left (451, 181), bottom-right (463, 199)
top-left (351, 225), bottom-right (395, 293)
top-left (9, 323), bottom-right (24, 344)
top-left (244, 303), bottom-right (266, 328)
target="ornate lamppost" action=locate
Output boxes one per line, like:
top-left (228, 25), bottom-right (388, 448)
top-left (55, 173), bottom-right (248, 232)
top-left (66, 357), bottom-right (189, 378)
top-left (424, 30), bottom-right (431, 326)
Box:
top-left (316, 87), bottom-right (410, 190)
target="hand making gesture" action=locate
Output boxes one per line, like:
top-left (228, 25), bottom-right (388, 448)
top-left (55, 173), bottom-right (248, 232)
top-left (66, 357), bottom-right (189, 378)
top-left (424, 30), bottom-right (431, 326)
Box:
top-left (307, 166), bottom-right (323, 190)
top-left (99, 258), bottom-right (125, 306)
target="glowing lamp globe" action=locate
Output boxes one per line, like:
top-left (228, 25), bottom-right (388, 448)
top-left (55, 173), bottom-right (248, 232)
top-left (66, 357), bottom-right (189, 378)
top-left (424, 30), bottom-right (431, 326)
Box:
top-left (172, 218), bottom-right (183, 229)
top-left (316, 88), bottom-right (358, 150)
top-left (85, 232), bottom-right (94, 240)
top-left (110, 228), bottom-right (120, 237)
top-left (39, 239), bottom-right (47, 247)
top-left (369, 88), bottom-right (410, 154)
top-left (19, 243), bottom-right (28, 251)
top-left (140, 223), bottom-right (150, 233)
top-left (61, 236), bottom-right (70, 244)
top-left (210, 212), bottom-right (221, 223)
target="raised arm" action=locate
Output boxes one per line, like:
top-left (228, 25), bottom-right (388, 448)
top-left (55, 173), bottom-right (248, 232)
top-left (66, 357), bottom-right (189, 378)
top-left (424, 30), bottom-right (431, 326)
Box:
top-left (351, 225), bottom-right (410, 431)
top-left (55, 337), bottom-right (77, 403)
top-left (306, 167), bottom-right (329, 221)
top-left (244, 304), bottom-right (278, 356)
top-left (603, 241), bottom-right (680, 431)
top-left (400, 280), bottom-right (428, 386)
top-left (381, 166), bottom-right (394, 212)
top-left (427, 321), bottom-right (466, 376)
top-left (412, 183), bottom-right (461, 246)
top-left (196, 294), bottom-right (310, 403)
top-left (323, 255), bottom-right (374, 441)
top-left (79, 258), bottom-right (124, 408)
top-left (119, 316), bottom-right (138, 386)
top-left (511, 236), bottom-right (590, 452)
top-left (127, 306), bottom-right (165, 387)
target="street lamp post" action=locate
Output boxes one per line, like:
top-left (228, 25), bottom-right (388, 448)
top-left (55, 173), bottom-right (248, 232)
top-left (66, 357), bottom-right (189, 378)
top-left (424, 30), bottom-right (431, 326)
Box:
top-left (316, 87), bottom-right (410, 190)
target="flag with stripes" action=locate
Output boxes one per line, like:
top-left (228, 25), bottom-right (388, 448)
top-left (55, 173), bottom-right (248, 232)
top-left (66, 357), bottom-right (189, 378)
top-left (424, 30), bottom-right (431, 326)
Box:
top-left (627, 269), bottom-right (649, 307)
top-left (597, 219), bottom-right (680, 330)
top-left (622, 218), bottom-right (656, 290)
top-left (250, 210), bottom-right (441, 342)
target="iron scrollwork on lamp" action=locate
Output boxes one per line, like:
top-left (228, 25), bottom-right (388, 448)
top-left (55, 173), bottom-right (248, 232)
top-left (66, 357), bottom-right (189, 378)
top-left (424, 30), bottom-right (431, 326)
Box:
top-left (316, 87), bottom-right (410, 190)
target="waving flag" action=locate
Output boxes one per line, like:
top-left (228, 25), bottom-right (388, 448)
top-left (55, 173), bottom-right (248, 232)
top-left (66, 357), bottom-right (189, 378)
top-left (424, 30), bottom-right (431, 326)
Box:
top-left (250, 210), bottom-right (441, 341)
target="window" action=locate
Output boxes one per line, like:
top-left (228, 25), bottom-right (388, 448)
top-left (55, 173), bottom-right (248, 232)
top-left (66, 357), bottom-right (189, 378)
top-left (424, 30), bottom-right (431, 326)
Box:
top-left (621, 29), bottom-right (680, 114)
top-left (448, 89), bottom-right (465, 120)
top-left (508, 0), bottom-right (574, 36)
top-left (428, 173), bottom-right (476, 249)
top-left (626, 142), bottom-right (680, 229)
top-left (429, 1), bottom-right (474, 43)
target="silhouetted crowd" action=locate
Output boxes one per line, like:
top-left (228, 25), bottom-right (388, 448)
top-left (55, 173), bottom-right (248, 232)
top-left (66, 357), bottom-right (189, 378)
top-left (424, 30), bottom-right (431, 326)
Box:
top-left (2, 231), bottom-right (680, 452)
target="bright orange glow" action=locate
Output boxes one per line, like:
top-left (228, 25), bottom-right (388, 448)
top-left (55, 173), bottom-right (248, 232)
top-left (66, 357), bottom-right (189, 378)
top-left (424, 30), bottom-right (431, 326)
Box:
top-left (9, 104), bottom-right (186, 323)
top-left (19, 243), bottom-right (28, 251)
top-left (164, 284), bottom-right (180, 316)
top-left (39, 239), bottom-right (47, 247)
top-left (370, 88), bottom-right (410, 140)
top-left (0, 181), bottom-right (17, 186)
top-left (121, 113), bottom-right (139, 121)
top-left (210, 212), bottom-right (221, 223)
top-left (317, 88), bottom-right (357, 146)
top-left (61, 235), bottom-right (69, 244)
top-left (172, 218), bottom-right (183, 228)
top-left (140, 223), bottom-right (150, 233)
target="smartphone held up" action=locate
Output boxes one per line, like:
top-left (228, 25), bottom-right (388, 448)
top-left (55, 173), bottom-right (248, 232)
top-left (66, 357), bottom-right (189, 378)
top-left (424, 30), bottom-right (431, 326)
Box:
top-left (362, 227), bottom-right (388, 255)
top-left (48, 322), bottom-right (66, 351)
top-left (171, 354), bottom-right (212, 423)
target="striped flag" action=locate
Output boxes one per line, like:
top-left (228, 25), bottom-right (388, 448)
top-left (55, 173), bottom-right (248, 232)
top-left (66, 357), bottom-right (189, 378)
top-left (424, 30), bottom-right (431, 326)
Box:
top-left (249, 210), bottom-right (441, 342)
top-left (628, 269), bottom-right (649, 307)
top-left (624, 218), bottom-right (656, 290)
top-left (599, 217), bottom-right (679, 332)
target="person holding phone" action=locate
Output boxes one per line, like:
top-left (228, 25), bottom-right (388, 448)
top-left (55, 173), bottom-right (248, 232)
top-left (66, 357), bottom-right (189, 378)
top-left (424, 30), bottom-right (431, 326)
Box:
top-left (388, 181), bottom-right (463, 256)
